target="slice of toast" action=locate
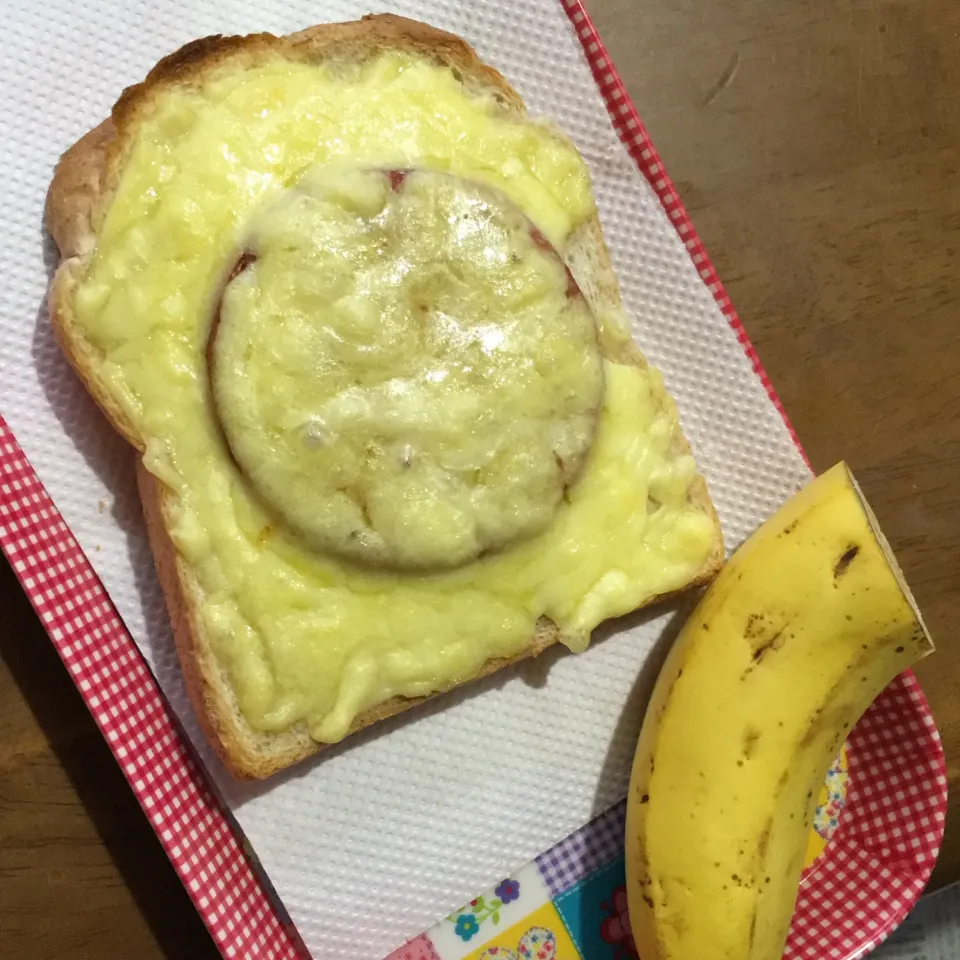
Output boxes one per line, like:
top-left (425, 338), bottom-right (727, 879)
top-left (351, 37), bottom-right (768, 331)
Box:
top-left (46, 14), bottom-right (724, 779)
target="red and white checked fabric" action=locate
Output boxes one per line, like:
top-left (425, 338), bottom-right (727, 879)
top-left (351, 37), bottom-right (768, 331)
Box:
top-left (786, 674), bottom-right (947, 960)
top-left (0, 3), bottom-right (947, 960)
top-left (0, 424), bottom-right (303, 960)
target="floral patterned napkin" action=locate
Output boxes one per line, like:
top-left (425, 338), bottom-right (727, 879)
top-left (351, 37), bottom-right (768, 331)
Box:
top-left (386, 803), bottom-right (639, 960)
top-left (385, 753), bottom-right (850, 960)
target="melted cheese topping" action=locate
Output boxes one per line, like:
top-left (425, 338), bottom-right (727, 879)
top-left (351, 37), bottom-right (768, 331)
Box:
top-left (73, 53), bottom-right (716, 742)
top-left (212, 166), bottom-right (604, 569)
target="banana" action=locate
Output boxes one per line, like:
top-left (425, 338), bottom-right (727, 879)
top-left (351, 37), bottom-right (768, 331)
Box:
top-left (625, 462), bottom-right (934, 960)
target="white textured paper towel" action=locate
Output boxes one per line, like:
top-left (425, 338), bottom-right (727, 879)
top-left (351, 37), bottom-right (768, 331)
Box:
top-left (0, 1), bottom-right (810, 957)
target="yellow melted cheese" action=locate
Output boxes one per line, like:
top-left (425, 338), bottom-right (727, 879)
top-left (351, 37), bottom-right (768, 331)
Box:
top-left (73, 53), bottom-right (716, 742)
top-left (213, 166), bottom-right (605, 570)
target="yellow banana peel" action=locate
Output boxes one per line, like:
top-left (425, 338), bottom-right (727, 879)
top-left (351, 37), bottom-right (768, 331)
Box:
top-left (625, 462), bottom-right (934, 960)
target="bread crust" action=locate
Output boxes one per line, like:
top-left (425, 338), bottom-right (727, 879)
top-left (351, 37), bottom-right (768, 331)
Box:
top-left (47, 14), bottom-right (724, 779)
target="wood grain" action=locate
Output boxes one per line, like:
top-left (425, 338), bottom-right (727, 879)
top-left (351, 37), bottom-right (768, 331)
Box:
top-left (1, 1), bottom-right (958, 955)
top-left (583, 0), bottom-right (960, 891)
top-left (0, 557), bottom-right (217, 958)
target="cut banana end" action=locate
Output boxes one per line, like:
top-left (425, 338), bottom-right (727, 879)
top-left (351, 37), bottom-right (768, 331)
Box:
top-left (625, 462), bottom-right (934, 960)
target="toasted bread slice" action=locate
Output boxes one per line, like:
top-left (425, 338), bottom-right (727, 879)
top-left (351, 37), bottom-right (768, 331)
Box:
top-left (46, 14), bottom-right (724, 779)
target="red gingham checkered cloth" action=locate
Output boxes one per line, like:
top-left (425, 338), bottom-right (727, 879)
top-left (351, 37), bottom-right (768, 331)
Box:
top-left (786, 674), bottom-right (946, 959)
top-left (0, 3), bottom-right (946, 959)
top-left (0, 423), bottom-right (305, 958)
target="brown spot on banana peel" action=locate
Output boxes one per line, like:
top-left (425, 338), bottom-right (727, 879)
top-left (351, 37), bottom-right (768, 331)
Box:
top-left (751, 627), bottom-right (787, 664)
top-left (798, 639), bottom-right (898, 750)
top-left (799, 702), bottom-right (853, 749)
top-left (833, 544), bottom-right (860, 580)
top-left (744, 611), bottom-right (791, 666)
top-left (742, 726), bottom-right (762, 759)
top-left (757, 823), bottom-right (771, 860)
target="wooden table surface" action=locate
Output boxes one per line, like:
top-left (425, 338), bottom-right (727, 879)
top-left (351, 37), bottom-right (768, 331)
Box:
top-left (2, 2), bottom-right (959, 957)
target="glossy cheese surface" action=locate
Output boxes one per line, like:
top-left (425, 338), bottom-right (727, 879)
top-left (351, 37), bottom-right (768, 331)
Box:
top-left (73, 53), bottom-right (716, 742)
top-left (212, 166), bottom-right (604, 570)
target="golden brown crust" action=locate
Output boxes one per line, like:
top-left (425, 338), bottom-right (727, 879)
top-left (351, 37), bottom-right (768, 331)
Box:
top-left (45, 122), bottom-right (113, 258)
top-left (48, 14), bottom-right (724, 779)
